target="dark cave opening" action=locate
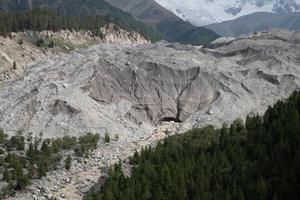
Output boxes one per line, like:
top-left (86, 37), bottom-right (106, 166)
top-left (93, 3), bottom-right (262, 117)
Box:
top-left (160, 117), bottom-right (182, 123)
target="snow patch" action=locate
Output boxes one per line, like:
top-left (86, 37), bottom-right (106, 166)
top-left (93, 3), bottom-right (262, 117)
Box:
top-left (154, 0), bottom-right (300, 26)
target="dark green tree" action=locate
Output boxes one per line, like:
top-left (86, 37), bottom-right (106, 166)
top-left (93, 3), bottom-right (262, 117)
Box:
top-left (65, 155), bottom-right (72, 171)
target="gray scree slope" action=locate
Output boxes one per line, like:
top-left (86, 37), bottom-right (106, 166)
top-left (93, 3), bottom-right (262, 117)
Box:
top-left (0, 29), bottom-right (299, 138)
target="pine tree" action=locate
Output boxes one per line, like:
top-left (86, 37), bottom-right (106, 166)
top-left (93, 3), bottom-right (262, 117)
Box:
top-left (26, 143), bottom-right (36, 162)
top-left (41, 140), bottom-right (51, 156)
top-left (12, 61), bottom-right (17, 70)
top-left (65, 155), bottom-right (72, 171)
top-left (37, 161), bottom-right (47, 178)
top-left (48, 40), bottom-right (54, 48)
top-left (105, 133), bottom-right (110, 143)
top-left (3, 169), bottom-right (10, 182)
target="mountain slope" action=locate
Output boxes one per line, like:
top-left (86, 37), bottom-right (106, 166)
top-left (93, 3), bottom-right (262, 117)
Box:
top-left (104, 0), bottom-right (219, 45)
top-left (0, 0), bottom-right (219, 45)
top-left (206, 12), bottom-right (300, 37)
top-left (1, 29), bottom-right (300, 199)
top-left (104, 0), bottom-right (177, 26)
top-left (0, 29), bottom-right (299, 138)
top-left (0, 0), bottom-right (138, 17)
top-left (0, 8), bottom-right (149, 84)
top-left (0, 0), bottom-right (161, 42)
top-left (0, 29), bottom-right (148, 82)
top-left (86, 91), bottom-right (300, 200)
top-left (154, 0), bottom-right (300, 26)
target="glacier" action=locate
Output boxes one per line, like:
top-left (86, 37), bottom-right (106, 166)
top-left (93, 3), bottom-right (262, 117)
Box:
top-left (154, 0), bottom-right (300, 26)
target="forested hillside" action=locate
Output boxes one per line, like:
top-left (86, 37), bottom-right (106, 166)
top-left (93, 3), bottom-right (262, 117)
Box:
top-left (0, 0), bottom-right (218, 45)
top-left (104, 0), bottom-right (220, 45)
top-left (86, 91), bottom-right (300, 200)
top-left (0, 1), bottom-right (160, 41)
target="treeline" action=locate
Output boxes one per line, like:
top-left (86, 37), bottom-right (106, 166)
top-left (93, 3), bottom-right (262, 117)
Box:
top-left (0, 131), bottom-right (100, 197)
top-left (0, 8), bottom-right (160, 41)
top-left (85, 91), bottom-right (300, 200)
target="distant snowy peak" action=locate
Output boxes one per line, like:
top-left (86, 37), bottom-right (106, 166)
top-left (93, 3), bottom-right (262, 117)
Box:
top-left (154, 0), bottom-right (300, 26)
top-left (273, 0), bottom-right (300, 13)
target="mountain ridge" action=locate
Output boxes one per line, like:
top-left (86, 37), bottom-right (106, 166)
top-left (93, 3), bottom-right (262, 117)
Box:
top-left (0, 0), bottom-right (161, 42)
top-left (154, 0), bottom-right (300, 26)
top-left (104, 0), bottom-right (219, 45)
top-left (205, 11), bottom-right (300, 37)
top-left (0, 0), bottom-right (219, 45)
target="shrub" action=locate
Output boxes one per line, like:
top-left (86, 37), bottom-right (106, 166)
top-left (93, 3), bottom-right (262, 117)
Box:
top-left (48, 40), bottom-right (54, 48)
top-left (114, 134), bottom-right (119, 141)
top-left (105, 133), bottom-right (110, 143)
top-left (64, 155), bottom-right (72, 171)
top-left (12, 61), bottom-right (17, 70)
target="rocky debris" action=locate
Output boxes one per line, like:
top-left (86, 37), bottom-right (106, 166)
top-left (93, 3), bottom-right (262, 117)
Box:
top-left (1, 29), bottom-right (300, 199)
top-left (0, 32), bottom-right (49, 82)
top-left (6, 122), bottom-right (179, 200)
top-left (0, 29), bottom-right (299, 138)
top-left (51, 100), bottom-right (80, 117)
top-left (40, 25), bottom-right (148, 47)
top-left (0, 28), bottom-right (148, 83)
top-left (100, 24), bottom-right (149, 45)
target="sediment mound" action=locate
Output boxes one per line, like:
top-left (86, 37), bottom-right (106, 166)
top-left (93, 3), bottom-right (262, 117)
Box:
top-left (0, 29), bottom-right (299, 138)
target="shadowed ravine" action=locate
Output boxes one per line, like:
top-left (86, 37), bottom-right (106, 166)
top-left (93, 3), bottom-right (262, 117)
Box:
top-left (85, 62), bottom-right (220, 124)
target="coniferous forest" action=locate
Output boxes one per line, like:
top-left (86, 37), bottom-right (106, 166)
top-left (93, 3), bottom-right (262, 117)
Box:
top-left (0, 8), bottom-right (161, 42)
top-left (85, 91), bottom-right (300, 200)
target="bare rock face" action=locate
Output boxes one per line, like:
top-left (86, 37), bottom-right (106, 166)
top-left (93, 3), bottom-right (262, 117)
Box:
top-left (100, 24), bottom-right (149, 44)
top-left (0, 29), bottom-right (299, 138)
top-left (84, 61), bottom-right (220, 124)
top-left (40, 25), bottom-right (149, 46)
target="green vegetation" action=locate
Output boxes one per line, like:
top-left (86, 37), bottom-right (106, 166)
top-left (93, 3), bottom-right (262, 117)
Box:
top-left (76, 133), bottom-right (100, 157)
top-left (17, 38), bottom-right (22, 45)
top-left (156, 18), bottom-right (219, 45)
top-left (0, 8), bottom-right (160, 42)
top-left (0, 132), bottom-right (100, 197)
top-left (65, 155), bottom-right (72, 171)
top-left (0, 0), bottom-right (160, 42)
top-left (85, 91), bottom-right (300, 200)
top-left (105, 133), bottom-right (110, 143)
top-left (0, 0), bottom-right (220, 45)
top-left (114, 134), bottom-right (119, 141)
top-left (48, 40), bottom-right (54, 48)
top-left (178, 27), bottom-right (220, 46)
